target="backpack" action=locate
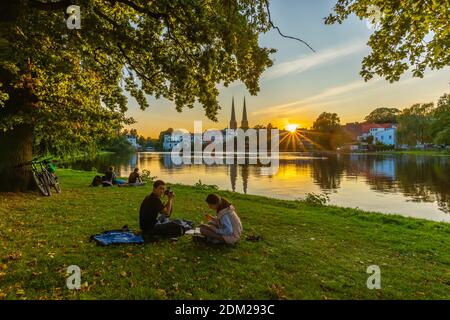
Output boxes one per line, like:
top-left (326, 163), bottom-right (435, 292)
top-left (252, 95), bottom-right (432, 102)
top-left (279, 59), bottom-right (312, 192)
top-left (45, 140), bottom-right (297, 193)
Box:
top-left (144, 221), bottom-right (185, 239)
top-left (90, 175), bottom-right (103, 187)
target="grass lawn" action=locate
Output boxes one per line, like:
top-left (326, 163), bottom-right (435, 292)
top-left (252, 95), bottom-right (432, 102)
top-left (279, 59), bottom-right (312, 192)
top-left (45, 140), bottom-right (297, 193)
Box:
top-left (0, 169), bottom-right (449, 300)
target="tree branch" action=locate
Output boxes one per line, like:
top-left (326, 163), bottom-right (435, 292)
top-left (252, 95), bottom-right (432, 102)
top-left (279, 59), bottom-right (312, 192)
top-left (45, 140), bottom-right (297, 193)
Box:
top-left (116, 43), bottom-right (160, 83)
top-left (106, 0), bottom-right (166, 20)
top-left (28, 0), bottom-right (73, 11)
top-left (263, 0), bottom-right (315, 52)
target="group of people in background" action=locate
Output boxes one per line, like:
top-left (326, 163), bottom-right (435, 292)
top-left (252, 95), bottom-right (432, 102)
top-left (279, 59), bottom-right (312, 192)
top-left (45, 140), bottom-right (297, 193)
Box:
top-left (90, 167), bottom-right (146, 187)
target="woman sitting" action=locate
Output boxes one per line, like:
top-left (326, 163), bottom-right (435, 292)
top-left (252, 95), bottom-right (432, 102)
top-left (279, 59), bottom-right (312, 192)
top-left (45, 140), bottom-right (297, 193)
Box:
top-left (103, 166), bottom-right (126, 186)
top-left (199, 194), bottom-right (243, 244)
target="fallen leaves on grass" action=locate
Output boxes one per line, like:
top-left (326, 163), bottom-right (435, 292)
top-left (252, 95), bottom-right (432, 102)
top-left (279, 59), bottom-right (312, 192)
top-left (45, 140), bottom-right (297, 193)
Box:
top-left (269, 284), bottom-right (287, 300)
top-left (5, 251), bottom-right (22, 261)
top-left (16, 288), bottom-right (25, 296)
top-left (27, 258), bottom-right (37, 266)
top-left (156, 288), bottom-right (167, 298)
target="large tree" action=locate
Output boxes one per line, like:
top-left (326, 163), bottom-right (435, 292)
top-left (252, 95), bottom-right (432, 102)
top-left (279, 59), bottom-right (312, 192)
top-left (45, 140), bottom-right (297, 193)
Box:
top-left (326, 0), bottom-right (450, 81)
top-left (311, 112), bottom-right (349, 150)
top-left (397, 103), bottom-right (434, 146)
top-left (365, 107), bottom-right (400, 124)
top-left (431, 93), bottom-right (450, 145)
top-left (312, 112), bottom-right (341, 133)
top-left (0, 0), bottom-right (295, 191)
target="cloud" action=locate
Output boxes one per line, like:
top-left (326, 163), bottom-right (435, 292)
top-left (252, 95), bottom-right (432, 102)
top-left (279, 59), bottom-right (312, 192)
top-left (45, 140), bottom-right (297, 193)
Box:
top-left (253, 78), bottom-right (381, 117)
top-left (252, 68), bottom-right (447, 119)
top-left (263, 42), bottom-right (368, 81)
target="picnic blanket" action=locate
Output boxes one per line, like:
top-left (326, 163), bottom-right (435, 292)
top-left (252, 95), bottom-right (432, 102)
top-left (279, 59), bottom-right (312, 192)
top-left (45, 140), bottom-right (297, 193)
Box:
top-left (90, 227), bottom-right (144, 246)
top-left (90, 219), bottom-right (195, 246)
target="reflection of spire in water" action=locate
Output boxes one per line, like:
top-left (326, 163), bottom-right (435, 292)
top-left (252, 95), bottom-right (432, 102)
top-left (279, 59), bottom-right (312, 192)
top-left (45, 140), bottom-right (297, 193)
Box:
top-left (229, 163), bottom-right (237, 192)
top-left (241, 164), bottom-right (249, 194)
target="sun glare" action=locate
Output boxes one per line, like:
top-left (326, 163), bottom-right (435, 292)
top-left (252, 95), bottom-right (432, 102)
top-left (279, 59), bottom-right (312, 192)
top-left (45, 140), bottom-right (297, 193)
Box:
top-left (286, 124), bottom-right (299, 133)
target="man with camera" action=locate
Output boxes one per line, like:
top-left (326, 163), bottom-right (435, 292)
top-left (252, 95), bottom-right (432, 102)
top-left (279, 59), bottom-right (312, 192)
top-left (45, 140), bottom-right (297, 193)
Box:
top-left (139, 180), bottom-right (182, 238)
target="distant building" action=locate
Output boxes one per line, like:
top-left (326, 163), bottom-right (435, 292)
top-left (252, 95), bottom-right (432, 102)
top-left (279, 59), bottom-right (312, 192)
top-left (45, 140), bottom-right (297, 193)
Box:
top-left (126, 135), bottom-right (141, 149)
top-left (241, 97), bottom-right (249, 130)
top-left (343, 122), bottom-right (363, 141)
top-left (358, 123), bottom-right (397, 146)
top-left (162, 97), bottom-right (252, 151)
top-left (229, 96), bottom-right (249, 130)
top-left (163, 134), bottom-right (184, 151)
top-left (229, 97), bottom-right (238, 130)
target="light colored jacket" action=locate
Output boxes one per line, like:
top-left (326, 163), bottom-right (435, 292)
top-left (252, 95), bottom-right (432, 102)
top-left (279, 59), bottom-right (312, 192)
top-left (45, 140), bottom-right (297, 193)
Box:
top-left (216, 205), bottom-right (243, 244)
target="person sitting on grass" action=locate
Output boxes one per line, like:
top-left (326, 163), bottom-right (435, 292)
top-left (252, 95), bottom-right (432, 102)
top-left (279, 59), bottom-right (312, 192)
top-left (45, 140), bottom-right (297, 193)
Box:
top-left (128, 168), bottom-right (142, 184)
top-left (139, 180), bottom-right (183, 239)
top-left (117, 168), bottom-right (146, 187)
top-left (102, 166), bottom-right (126, 186)
top-left (198, 194), bottom-right (243, 245)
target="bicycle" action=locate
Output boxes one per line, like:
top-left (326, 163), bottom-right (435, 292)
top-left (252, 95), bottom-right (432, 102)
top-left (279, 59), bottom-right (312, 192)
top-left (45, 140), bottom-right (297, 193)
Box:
top-left (17, 158), bottom-right (61, 196)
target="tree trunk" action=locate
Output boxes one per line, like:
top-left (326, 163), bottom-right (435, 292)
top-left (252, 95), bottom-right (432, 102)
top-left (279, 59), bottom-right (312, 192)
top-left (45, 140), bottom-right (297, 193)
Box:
top-left (0, 123), bottom-right (35, 192)
top-left (0, 2), bottom-right (36, 192)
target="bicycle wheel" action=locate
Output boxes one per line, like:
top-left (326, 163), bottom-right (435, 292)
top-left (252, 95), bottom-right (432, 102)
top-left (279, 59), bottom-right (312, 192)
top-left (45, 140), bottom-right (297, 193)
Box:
top-left (42, 172), bottom-right (53, 196)
top-left (49, 173), bottom-right (61, 193)
top-left (32, 171), bottom-right (50, 196)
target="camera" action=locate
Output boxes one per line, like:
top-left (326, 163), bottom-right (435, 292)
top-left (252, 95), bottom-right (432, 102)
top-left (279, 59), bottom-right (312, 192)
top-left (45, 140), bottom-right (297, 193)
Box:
top-left (164, 187), bottom-right (174, 196)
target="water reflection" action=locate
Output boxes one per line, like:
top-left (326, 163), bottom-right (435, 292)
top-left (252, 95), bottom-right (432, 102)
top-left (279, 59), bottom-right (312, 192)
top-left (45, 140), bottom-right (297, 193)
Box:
top-left (61, 152), bottom-right (450, 222)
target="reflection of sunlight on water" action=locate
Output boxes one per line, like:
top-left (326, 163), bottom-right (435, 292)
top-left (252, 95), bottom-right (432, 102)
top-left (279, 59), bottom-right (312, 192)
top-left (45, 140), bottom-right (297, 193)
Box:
top-left (66, 152), bottom-right (450, 222)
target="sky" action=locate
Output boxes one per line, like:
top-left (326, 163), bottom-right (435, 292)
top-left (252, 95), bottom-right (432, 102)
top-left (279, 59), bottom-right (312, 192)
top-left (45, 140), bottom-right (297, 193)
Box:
top-left (125, 0), bottom-right (450, 138)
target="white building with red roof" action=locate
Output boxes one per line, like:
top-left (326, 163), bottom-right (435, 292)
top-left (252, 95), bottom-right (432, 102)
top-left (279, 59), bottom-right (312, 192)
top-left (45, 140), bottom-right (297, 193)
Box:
top-left (358, 123), bottom-right (397, 146)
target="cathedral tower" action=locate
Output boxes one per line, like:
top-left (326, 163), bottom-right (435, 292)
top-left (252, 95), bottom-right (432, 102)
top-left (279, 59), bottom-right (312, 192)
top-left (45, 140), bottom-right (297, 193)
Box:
top-left (241, 97), bottom-right (249, 130)
top-left (229, 97), bottom-right (237, 130)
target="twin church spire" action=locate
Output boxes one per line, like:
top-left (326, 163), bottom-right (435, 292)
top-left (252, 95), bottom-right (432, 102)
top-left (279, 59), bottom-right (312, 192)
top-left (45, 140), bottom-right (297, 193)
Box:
top-left (229, 97), bottom-right (249, 130)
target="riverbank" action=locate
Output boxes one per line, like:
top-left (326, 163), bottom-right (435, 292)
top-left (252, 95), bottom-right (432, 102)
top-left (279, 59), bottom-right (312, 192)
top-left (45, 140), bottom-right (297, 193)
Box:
top-left (334, 150), bottom-right (450, 156)
top-left (377, 150), bottom-right (450, 156)
top-left (0, 169), bottom-right (449, 299)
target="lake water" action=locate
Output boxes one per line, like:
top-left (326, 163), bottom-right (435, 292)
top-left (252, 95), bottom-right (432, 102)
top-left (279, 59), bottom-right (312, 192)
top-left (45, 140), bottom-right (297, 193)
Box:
top-left (62, 152), bottom-right (450, 222)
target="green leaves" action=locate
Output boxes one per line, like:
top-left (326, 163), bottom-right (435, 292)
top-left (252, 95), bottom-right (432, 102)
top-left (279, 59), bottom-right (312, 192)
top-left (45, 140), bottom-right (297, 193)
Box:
top-left (431, 93), bottom-right (450, 145)
top-left (326, 0), bottom-right (450, 81)
top-left (364, 107), bottom-right (401, 124)
top-left (310, 112), bottom-right (350, 150)
top-left (1, 0), bottom-right (277, 156)
top-left (397, 102), bottom-right (435, 146)
top-left (312, 112), bottom-right (341, 132)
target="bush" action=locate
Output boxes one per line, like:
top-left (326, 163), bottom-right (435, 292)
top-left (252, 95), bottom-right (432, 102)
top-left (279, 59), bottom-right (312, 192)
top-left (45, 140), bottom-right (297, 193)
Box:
top-left (302, 193), bottom-right (330, 206)
top-left (140, 169), bottom-right (157, 182)
top-left (194, 179), bottom-right (219, 191)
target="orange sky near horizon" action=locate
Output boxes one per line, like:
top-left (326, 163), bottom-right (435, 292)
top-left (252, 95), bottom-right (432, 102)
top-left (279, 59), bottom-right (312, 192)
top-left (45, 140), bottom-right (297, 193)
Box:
top-left (125, 68), bottom-right (449, 138)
